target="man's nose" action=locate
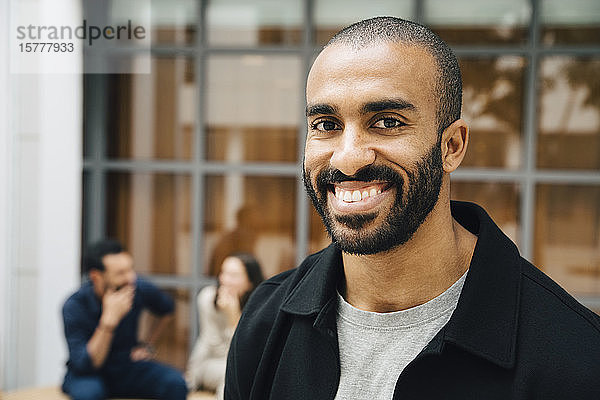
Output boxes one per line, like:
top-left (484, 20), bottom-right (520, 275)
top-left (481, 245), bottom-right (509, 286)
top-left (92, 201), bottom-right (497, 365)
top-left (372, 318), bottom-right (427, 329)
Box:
top-left (330, 127), bottom-right (376, 176)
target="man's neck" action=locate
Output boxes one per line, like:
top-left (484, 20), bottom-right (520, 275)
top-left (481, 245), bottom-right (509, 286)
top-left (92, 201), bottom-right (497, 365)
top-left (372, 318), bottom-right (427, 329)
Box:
top-left (340, 201), bottom-right (477, 313)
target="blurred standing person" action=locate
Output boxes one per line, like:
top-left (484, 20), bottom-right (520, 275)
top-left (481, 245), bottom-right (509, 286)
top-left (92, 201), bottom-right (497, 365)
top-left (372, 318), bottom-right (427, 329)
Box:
top-left (187, 253), bottom-right (264, 398)
top-left (62, 239), bottom-right (187, 400)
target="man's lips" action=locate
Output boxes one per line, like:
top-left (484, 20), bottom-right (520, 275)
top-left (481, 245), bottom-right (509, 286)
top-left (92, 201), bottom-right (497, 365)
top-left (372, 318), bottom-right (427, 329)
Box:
top-left (327, 181), bottom-right (394, 212)
top-left (330, 181), bottom-right (390, 203)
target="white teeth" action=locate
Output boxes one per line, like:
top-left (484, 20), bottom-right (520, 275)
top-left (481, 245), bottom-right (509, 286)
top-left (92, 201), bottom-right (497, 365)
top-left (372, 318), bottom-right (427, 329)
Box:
top-left (335, 186), bottom-right (384, 203)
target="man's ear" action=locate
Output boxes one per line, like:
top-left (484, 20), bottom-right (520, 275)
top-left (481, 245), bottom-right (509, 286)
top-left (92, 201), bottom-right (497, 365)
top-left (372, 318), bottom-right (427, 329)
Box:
top-left (89, 269), bottom-right (101, 285)
top-left (440, 118), bottom-right (469, 173)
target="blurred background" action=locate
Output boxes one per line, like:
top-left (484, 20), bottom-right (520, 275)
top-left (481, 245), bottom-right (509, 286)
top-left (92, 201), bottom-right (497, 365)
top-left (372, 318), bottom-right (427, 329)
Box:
top-left (1, 0), bottom-right (599, 392)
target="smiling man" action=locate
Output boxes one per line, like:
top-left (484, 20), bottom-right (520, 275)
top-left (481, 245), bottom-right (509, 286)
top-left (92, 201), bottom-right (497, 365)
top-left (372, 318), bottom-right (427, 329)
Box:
top-left (225, 17), bottom-right (600, 400)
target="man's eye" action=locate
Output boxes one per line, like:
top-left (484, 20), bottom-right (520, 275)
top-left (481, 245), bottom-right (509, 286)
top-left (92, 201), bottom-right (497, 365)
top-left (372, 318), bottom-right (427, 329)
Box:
top-left (372, 118), bottom-right (404, 129)
top-left (313, 120), bottom-right (340, 131)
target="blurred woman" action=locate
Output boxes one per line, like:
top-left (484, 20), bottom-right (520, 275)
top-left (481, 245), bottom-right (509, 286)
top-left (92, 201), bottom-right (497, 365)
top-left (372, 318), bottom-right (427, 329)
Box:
top-left (186, 253), bottom-right (264, 398)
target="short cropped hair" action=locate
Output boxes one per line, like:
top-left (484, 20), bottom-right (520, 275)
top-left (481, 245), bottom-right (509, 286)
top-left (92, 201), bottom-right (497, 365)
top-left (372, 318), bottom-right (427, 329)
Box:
top-left (327, 16), bottom-right (462, 137)
top-left (83, 239), bottom-right (124, 274)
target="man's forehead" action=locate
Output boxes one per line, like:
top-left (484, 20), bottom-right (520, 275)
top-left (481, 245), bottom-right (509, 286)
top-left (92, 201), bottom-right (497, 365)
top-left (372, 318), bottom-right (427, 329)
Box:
top-left (102, 252), bottom-right (133, 270)
top-left (311, 40), bottom-right (435, 73)
top-left (307, 41), bottom-right (437, 113)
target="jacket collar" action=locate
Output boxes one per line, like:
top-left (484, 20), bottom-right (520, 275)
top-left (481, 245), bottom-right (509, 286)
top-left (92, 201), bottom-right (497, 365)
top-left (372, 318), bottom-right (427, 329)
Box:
top-left (281, 201), bottom-right (521, 369)
top-left (281, 244), bottom-right (343, 321)
top-left (443, 201), bottom-right (520, 369)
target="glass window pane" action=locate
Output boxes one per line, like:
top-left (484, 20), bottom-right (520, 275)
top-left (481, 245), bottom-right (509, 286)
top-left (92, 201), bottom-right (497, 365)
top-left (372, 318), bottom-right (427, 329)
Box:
top-left (106, 57), bottom-right (196, 160)
top-left (538, 57), bottom-right (600, 170)
top-left (110, 0), bottom-right (196, 45)
top-left (535, 185), bottom-right (600, 296)
top-left (424, 0), bottom-right (530, 44)
top-left (206, 55), bottom-right (301, 162)
top-left (106, 172), bottom-right (192, 276)
top-left (314, 0), bottom-right (413, 46)
top-left (139, 288), bottom-right (190, 371)
top-left (206, 0), bottom-right (303, 46)
top-left (541, 0), bottom-right (600, 46)
top-left (451, 181), bottom-right (520, 245)
top-left (460, 57), bottom-right (525, 169)
top-left (204, 175), bottom-right (296, 278)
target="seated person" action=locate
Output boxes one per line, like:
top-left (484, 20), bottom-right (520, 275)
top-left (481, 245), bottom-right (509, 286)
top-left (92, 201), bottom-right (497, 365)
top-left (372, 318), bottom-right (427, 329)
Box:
top-left (186, 253), bottom-right (264, 398)
top-left (61, 239), bottom-right (187, 400)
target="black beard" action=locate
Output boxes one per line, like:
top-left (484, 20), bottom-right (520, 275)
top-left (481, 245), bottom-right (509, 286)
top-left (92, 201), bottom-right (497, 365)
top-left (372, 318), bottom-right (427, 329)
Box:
top-left (303, 143), bottom-right (443, 255)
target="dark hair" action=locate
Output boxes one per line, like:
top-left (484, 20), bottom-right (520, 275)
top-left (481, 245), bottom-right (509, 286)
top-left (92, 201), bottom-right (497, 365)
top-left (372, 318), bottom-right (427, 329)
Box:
top-left (83, 239), bottom-right (124, 274)
top-left (327, 16), bottom-right (462, 137)
top-left (215, 252), bottom-right (265, 310)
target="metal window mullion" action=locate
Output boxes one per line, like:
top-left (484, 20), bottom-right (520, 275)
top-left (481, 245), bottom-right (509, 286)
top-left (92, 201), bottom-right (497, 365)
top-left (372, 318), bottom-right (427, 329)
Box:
top-left (533, 171), bottom-right (600, 184)
top-left (452, 168), bottom-right (525, 182)
top-left (83, 0), bottom-right (111, 253)
top-left (452, 168), bottom-right (600, 184)
top-left (414, 0), bottom-right (424, 23)
top-left (203, 162), bottom-right (298, 175)
top-left (187, 0), bottom-right (210, 353)
top-left (141, 274), bottom-right (216, 288)
top-left (453, 46), bottom-right (600, 57)
top-left (520, 0), bottom-right (541, 262)
top-left (294, 0), bottom-right (314, 263)
top-left (205, 46), bottom-right (305, 55)
top-left (84, 160), bottom-right (300, 175)
top-left (84, 160), bottom-right (195, 172)
top-left (86, 75), bottom-right (108, 246)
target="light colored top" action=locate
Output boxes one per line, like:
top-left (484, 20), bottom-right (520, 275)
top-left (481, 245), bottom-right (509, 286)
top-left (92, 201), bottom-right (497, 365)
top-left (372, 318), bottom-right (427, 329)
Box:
top-left (334, 270), bottom-right (468, 400)
top-left (186, 285), bottom-right (235, 391)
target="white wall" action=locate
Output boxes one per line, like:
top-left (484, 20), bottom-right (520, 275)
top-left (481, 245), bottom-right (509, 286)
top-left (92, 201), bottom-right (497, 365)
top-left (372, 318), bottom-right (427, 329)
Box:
top-left (3, 0), bottom-right (82, 390)
top-left (0, 0), bottom-right (11, 391)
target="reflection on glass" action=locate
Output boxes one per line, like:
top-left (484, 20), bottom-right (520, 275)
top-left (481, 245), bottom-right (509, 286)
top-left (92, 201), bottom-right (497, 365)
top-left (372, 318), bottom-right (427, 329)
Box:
top-left (424, 0), bottom-right (530, 44)
top-left (204, 175), bottom-right (296, 278)
top-left (207, 0), bottom-right (303, 46)
top-left (106, 57), bottom-right (195, 160)
top-left (139, 288), bottom-right (190, 371)
top-left (535, 185), bottom-right (600, 296)
top-left (106, 173), bottom-right (192, 276)
top-left (314, 0), bottom-right (413, 46)
top-left (538, 57), bottom-right (600, 170)
top-left (451, 181), bottom-right (520, 245)
top-left (460, 57), bottom-right (525, 169)
top-left (541, 0), bottom-right (600, 45)
top-left (205, 55), bottom-right (301, 162)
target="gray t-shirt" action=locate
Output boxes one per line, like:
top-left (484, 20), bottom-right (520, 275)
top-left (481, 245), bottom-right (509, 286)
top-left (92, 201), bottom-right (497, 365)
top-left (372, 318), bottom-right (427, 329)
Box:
top-left (334, 271), bottom-right (468, 400)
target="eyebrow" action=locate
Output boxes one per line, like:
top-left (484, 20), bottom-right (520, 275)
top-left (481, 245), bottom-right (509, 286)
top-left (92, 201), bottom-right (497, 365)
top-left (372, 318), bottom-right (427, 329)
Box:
top-left (361, 99), bottom-right (416, 114)
top-left (306, 103), bottom-right (338, 117)
top-left (305, 99), bottom-right (416, 118)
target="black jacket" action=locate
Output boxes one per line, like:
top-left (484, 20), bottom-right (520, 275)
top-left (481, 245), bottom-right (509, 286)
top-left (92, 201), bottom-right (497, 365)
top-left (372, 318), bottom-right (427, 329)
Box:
top-left (225, 201), bottom-right (600, 399)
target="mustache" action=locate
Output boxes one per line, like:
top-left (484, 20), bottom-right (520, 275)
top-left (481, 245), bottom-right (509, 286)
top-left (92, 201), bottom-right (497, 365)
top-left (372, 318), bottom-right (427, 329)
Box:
top-left (315, 165), bottom-right (404, 190)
